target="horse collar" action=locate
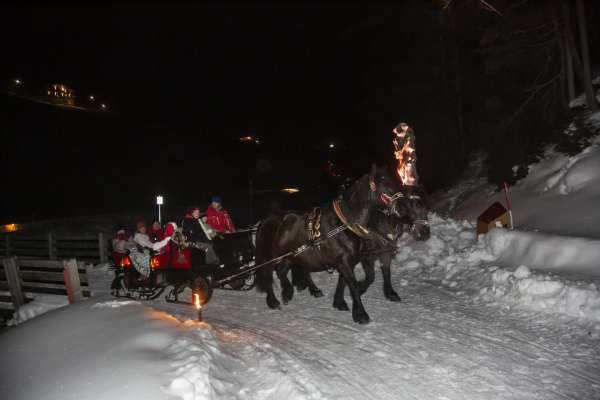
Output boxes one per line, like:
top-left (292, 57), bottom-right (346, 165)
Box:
top-left (332, 199), bottom-right (373, 241)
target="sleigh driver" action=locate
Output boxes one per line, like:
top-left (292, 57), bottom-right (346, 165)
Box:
top-left (182, 207), bottom-right (220, 266)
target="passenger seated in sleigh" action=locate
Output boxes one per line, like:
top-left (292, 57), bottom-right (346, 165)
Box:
top-left (128, 220), bottom-right (172, 279)
top-left (182, 207), bottom-right (220, 266)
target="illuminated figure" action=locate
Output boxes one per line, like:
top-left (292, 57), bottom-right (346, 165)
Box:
top-left (392, 122), bottom-right (419, 186)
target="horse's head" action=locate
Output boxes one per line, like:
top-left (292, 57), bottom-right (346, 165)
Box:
top-left (367, 164), bottom-right (404, 208)
top-left (391, 185), bottom-right (430, 241)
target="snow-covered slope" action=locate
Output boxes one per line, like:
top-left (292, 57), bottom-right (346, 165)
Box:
top-left (433, 112), bottom-right (600, 240)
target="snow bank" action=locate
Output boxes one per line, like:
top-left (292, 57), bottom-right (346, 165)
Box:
top-left (485, 228), bottom-right (600, 276)
top-left (481, 265), bottom-right (600, 321)
top-left (0, 299), bottom-right (228, 400)
top-left (394, 214), bottom-right (600, 322)
top-left (7, 294), bottom-right (69, 326)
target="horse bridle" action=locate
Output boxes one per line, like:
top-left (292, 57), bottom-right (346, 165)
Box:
top-left (377, 190), bottom-right (430, 228)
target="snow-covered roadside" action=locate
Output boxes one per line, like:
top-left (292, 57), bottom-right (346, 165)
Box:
top-left (6, 293), bottom-right (69, 326)
top-left (394, 214), bottom-right (600, 323)
top-left (433, 112), bottom-right (600, 240)
top-left (0, 298), bottom-right (257, 400)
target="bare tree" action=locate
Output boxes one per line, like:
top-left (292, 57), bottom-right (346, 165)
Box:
top-left (575, 0), bottom-right (598, 111)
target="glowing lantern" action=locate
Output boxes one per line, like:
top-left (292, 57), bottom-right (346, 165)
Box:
top-left (150, 256), bottom-right (160, 269)
top-left (120, 256), bottom-right (132, 268)
top-left (193, 293), bottom-right (203, 321)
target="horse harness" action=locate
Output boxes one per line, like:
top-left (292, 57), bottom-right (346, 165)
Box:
top-left (306, 207), bottom-right (322, 243)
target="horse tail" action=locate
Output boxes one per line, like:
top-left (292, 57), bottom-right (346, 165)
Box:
top-left (254, 216), bottom-right (280, 293)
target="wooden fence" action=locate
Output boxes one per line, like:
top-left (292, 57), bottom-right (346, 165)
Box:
top-left (0, 233), bottom-right (111, 264)
top-left (0, 257), bottom-right (90, 320)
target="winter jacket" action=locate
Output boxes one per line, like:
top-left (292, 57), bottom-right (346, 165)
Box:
top-left (206, 206), bottom-right (236, 233)
top-left (133, 232), bottom-right (171, 252)
top-left (182, 215), bottom-right (210, 243)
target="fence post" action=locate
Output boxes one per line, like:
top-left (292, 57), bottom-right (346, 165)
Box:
top-left (48, 232), bottom-right (56, 260)
top-left (63, 258), bottom-right (84, 304)
top-left (2, 257), bottom-right (25, 310)
top-left (98, 233), bottom-right (107, 263)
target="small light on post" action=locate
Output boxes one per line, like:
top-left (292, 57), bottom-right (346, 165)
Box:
top-left (89, 95), bottom-right (95, 101)
top-left (281, 187), bottom-right (300, 194)
top-left (329, 143), bottom-right (335, 149)
top-left (100, 103), bottom-right (107, 109)
top-left (156, 195), bottom-right (164, 225)
top-left (14, 79), bottom-right (21, 85)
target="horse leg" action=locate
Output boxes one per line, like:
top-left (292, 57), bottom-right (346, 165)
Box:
top-left (333, 274), bottom-right (349, 311)
top-left (256, 265), bottom-right (281, 309)
top-left (292, 266), bottom-right (324, 297)
top-left (306, 273), bottom-right (324, 298)
top-left (357, 257), bottom-right (376, 296)
top-left (276, 261), bottom-right (294, 304)
top-left (381, 253), bottom-right (401, 302)
top-left (338, 261), bottom-right (370, 324)
top-left (291, 265), bottom-right (308, 291)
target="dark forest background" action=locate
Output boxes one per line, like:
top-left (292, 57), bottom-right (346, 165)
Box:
top-left (1, 0), bottom-right (599, 225)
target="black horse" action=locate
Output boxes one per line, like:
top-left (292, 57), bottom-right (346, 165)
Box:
top-left (254, 165), bottom-right (403, 324)
top-left (336, 185), bottom-right (430, 306)
top-left (291, 185), bottom-right (430, 306)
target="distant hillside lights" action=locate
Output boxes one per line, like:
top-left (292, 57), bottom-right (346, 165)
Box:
top-left (88, 94), bottom-right (107, 111)
top-left (46, 83), bottom-right (75, 106)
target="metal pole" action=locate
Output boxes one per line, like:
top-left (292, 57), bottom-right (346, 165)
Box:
top-left (158, 204), bottom-right (162, 225)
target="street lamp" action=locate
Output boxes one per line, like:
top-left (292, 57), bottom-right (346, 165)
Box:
top-left (281, 187), bottom-right (300, 194)
top-left (101, 103), bottom-right (107, 109)
top-left (14, 79), bottom-right (21, 85)
top-left (89, 95), bottom-right (95, 101)
top-left (329, 143), bottom-right (335, 149)
top-left (156, 195), bottom-right (164, 225)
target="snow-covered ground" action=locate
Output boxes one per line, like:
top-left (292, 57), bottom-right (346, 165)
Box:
top-left (2, 213), bottom-right (600, 400)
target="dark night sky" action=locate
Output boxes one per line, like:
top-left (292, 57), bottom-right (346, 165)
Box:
top-left (0, 2), bottom-right (401, 224)
top-left (3, 1), bottom-right (597, 224)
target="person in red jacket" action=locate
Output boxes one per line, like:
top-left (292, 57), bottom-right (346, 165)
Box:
top-left (206, 196), bottom-right (236, 234)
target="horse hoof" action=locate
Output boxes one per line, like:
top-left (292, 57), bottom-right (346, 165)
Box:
top-left (282, 292), bottom-right (293, 304)
top-left (267, 296), bottom-right (281, 309)
top-left (353, 311), bottom-right (370, 324)
top-left (333, 301), bottom-right (349, 311)
top-left (387, 293), bottom-right (401, 302)
top-left (311, 289), bottom-right (324, 298)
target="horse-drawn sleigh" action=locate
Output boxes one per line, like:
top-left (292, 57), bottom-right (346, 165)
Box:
top-left (109, 165), bottom-right (430, 324)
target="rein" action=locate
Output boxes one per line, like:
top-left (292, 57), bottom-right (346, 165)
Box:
top-left (212, 224), bottom-right (349, 287)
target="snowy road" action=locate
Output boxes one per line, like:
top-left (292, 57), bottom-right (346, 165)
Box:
top-left (152, 268), bottom-right (600, 400)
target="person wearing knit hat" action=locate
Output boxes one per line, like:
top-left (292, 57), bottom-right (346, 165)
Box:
top-left (206, 196), bottom-right (236, 234)
top-left (133, 220), bottom-right (171, 252)
top-left (112, 227), bottom-right (134, 254)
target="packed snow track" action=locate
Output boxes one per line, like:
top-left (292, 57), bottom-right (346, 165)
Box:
top-left (153, 269), bottom-right (600, 400)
